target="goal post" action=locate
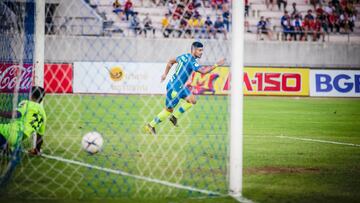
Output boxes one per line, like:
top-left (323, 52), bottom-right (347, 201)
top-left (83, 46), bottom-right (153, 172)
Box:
top-left (34, 0), bottom-right (45, 88)
top-left (229, 0), bottom-right (244, 197)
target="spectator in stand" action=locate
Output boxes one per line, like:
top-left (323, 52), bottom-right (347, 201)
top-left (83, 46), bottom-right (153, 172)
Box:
top-left (280, 10), bottom-right (289, 39)
top-left (222, 3), bottom-right (230, 32)
top-left (257, 16), bottom-right (272, 40)
top-left (327, 12), bottom-right (337, 32)
top-left (332, 0), bottom-right (340, 7)
top-left (310, 0), bottom-right (320, 10)
top-left (113, 0), bottom-right (122, 12)
top-left (305, 9), bottom-right (315, 21)
top-left (340, 0), bottom-right (347, 9)
top-left (124, 0), bottom-right (134, 21)
top-left (316, 4), bottom-right (325, 17)
top-left (172, 18), bottom-right (183, 38)
top-left (282, 17), bottom-right (293, 41)
top-left (214, 16), bottom-right (227, 40)
top-left (348, 13), bottom-right (356, 32)
top-left (151, 0), bottom-right (160, 7)
top-left (265, 0), bottom-right (275, 11)
top-left (184, 1), bottom-right (195, 20)
top-left (142, 13), bottom-right (155, 38)
top-left (312, 17), bottom-right (325, 41)
top-left (168, 0), bottom-right (176, 14)
top-left (162, 13), bottom-right (172, 38)
top-left (173, 3), bottom-right (185, 20)
top-left (193, 0), bottom-right (202, 9)
top-left (280, 10), bottom-right (290, 29)
top-left (194, 15), bottom-right (204, 38)
top-left (245, 0), bottom-right (250, 17)
top-left (204, 16), bottom-right (214, 38)
top-left (324, 2), bottom-right (334, 15)
top-left (130, 12), bottom-right (141, 36)
top-left (187, 15), bottom-right (196, 38)
top-left (303, 15), bottom-right (315, 41)
top-left (291, 2), bottom-right (301, 19)
top-left (277, 0), bottom-right (287, 11)
top-left (112, 0), bottom-right (124, 19)
top-left (211, 0), bottom-right (224, 11)
top-left (265, 17), bottom-right (273, 39)
top-left (339, 12), bottom-right (354, 33)
top-left (180, 19), bottom-right (189, 38)
top-left (292, 15), bottom-right (304, 41)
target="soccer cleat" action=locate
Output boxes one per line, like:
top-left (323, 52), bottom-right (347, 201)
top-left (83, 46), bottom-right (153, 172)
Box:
top-left (145, 124), bottom-right (156, 135)
top-left (169, 115), bottom-right (178, 127)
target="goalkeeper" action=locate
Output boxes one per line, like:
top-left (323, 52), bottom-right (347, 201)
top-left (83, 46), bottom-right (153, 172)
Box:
top-left (145, 41), bottom-right (225, 134)
top-left (0, 86), bottom-right (46, 155)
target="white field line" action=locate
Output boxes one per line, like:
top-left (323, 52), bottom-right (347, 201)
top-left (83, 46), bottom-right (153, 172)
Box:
top-left (276, 135), bottom-right (360, 147)
top-left (40, 153), bottom-right (225, 196)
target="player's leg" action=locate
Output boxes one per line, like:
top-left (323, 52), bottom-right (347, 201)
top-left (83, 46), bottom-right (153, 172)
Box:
top-left (169, 88), bottom-right (195, 126)
top-left (0, 124), bottom-right (11, 155)
top-left (146, 89), bottom-right (180, 134)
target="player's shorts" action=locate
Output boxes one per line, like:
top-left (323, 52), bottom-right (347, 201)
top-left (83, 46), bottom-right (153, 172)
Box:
top-left (166, 86), bottom-right (191, 109)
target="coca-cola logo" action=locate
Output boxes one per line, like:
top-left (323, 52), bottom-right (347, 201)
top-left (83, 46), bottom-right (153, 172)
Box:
top-left (0, 64), bottom-right (33, 93)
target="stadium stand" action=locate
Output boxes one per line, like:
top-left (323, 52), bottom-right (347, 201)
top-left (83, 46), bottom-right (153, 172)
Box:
top-left (41, 0), bottom-right (359, 42)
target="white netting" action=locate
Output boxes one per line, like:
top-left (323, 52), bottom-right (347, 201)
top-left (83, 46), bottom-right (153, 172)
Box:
top-left (1, 0), bottom-right (232, 200)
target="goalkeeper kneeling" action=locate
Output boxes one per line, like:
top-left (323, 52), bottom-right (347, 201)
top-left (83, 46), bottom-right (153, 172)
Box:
top-left (0, 86), bottom-right (47, 156)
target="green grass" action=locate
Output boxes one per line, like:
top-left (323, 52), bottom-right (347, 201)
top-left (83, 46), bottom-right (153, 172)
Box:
top-left (1, 95), bottom-right (360, 203)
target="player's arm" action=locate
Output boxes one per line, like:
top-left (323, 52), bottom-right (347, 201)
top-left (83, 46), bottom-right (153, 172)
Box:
top-left (161, 58), bottom-right (177, 82)
top-left (197, 58), bottom-right (225, 74)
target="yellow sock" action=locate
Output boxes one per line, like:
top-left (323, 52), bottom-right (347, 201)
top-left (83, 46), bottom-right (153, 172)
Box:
top-left (149, 109), bottom-right (171, 127)
top-left (173, 101), bottom-right (193, 118)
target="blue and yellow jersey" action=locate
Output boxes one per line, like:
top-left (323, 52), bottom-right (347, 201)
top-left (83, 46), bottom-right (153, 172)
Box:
top-left (168, 53), bottom-right (202, 90)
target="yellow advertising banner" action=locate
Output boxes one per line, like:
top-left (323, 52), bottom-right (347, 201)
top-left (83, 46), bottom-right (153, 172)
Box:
top-left (186, 67), bottom-right (310, 96)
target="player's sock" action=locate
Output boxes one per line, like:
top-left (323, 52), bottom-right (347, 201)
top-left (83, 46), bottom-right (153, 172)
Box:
top-left (149, 109), bottom-right (171, 127)
top-left (173, 101), bottom-right (193, 119)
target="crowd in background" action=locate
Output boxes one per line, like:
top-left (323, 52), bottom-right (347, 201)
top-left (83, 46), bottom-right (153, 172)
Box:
top-left (109, 0), bottom-right (358, 41)
top-left (255, 0), bottom-right (358, 41)
top-left (111, 0), bottom-right (231, 39)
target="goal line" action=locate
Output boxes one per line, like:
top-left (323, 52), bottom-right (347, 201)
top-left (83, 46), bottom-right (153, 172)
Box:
top-left (40, 153), bottom-right (225, 197)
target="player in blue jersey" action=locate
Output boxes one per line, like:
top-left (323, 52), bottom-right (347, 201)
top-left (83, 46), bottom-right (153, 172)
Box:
top-left (145, 41), bottom-right (225, 134)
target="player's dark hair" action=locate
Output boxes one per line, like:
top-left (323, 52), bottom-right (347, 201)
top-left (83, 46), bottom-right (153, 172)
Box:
top-left (191, 42), bottom-right (203, 50)
top-left (31, 86), bottom-right (45, 103)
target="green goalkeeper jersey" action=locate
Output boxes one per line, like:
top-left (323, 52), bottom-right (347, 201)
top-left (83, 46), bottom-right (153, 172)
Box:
top-left (0, 100), bottom-right (46, 147)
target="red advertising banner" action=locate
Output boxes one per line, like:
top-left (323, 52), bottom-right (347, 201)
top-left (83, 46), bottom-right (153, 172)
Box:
top-left (0, 64), bottom-right (33, 93)
top-left (44, 64), bottom-right (73, 93)
top-left (186, 67), bottom-right (310, 96)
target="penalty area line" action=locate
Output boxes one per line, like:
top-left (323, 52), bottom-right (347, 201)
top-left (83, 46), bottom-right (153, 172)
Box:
top-left (276, 136), bottom-right (360, 147)
top-left (40, 153), bottom-right (225, 196)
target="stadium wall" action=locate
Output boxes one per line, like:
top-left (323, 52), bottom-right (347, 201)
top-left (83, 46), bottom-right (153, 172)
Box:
top-left (44, 36), bottom-right (360, 68)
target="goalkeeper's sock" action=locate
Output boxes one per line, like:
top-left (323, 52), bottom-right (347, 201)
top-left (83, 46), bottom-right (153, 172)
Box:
top-left (173, 101), bottom-right (193, 119)
top-left (149, 109), bottom-right (171, 127)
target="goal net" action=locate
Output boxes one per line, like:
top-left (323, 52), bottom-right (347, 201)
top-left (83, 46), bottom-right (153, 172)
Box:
top-left (1, 0), bottom-right (236, 200)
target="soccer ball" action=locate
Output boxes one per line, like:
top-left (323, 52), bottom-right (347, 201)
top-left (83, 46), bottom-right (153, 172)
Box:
top-left (81, 132), bottom-right (103, 154)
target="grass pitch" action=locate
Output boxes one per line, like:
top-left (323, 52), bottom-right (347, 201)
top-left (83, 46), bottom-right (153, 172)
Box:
top-left (1, 95), bottom-right (360, 203)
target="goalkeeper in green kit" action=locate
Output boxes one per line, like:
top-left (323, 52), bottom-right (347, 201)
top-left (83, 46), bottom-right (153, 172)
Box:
top-left (0, 86), bottom-right (46, 155)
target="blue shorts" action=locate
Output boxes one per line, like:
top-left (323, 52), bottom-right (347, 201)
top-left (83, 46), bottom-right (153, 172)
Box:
top-left (166, 86), bottom-right (191, 109)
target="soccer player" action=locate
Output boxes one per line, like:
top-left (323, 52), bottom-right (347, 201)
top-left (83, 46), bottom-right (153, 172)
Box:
top-left (145, 41), bottom-right (225, 134)
top-left (0, 86), bottom-right (47, 155)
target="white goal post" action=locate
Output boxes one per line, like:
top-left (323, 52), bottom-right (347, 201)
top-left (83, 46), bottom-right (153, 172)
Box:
top-left (229, 0), bottom-right (244, 198)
